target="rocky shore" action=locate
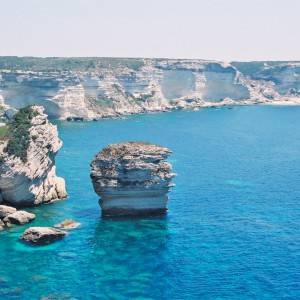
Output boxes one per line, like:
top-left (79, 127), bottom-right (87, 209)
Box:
top-left (90, 142), bottom-right (176, 216)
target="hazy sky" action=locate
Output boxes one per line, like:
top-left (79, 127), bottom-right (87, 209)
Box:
top-left (0, 0), bottom-right (299, 61)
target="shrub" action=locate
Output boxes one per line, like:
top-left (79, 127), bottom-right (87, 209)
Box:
top-left (136, 91), bottom-right (155, 102)
top-left (0, 126), bottom-right (8, 137)
top-left (4, 105), bottom-right (39, 162)
top-left (93, 96), bottom-right (113, 107)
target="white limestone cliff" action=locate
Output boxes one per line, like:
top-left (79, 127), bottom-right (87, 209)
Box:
top-left (90, 142), bottom-right (176, 216)
top-left (1, 60), bottom-right (299, 120)
top-left (0, 106), bottom-right (67, 206)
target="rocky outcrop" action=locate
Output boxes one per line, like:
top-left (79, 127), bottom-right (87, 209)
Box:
top-left (51, 85), bottom-right (98, 120)
top-left (0, 105), bottom-right (67, 206)
top-left (4, 211), bottom-right (35, 225)
top-left (0, 204), bottom-right (17, 218)
top-left (0, 204), bottom-right (35, 228)
top-left (90, 142), bottom-right (176, 216)
top-left (20, 227), bottom-right (67, 245)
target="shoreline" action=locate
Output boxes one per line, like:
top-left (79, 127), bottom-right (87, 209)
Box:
top-left (59, 101), bottom-right (300, 122)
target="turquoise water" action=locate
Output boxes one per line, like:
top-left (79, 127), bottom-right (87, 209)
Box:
top-left (1, 106), bottom-right (300, 299)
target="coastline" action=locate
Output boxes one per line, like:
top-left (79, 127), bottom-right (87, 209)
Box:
top-left (1, 59), bottom-right (299, 121)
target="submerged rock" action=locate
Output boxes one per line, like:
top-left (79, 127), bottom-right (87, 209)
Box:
top-left (4, 211), bottom-right (35, 225)
top-left (54, 219), bottom-right (81, 230)
top-left (20, 227), bottom-right (67, 245)
top-left (0, 105), bottom-right (67, 206)
top-left (90, 142), bottom-right (176, 216)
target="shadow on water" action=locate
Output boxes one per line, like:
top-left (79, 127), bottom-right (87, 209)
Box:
top-left (86, 214), bottom-right (172, 299)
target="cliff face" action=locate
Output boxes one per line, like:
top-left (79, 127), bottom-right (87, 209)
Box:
top-left (0, 95), bottom-right (9, 122)
top-left (0, 106), bottom-right (67, 206)
top-left (1, 59), bottom-right (300, 120)
top-left (251, 65), bottom-right (300, 98)
top-left (90, 142), bottom-right (176, 216)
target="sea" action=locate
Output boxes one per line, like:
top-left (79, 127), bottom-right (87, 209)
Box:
top-left (0, 106), bottom-right (299, 299)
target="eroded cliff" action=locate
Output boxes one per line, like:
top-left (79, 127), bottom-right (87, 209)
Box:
top-left (90, 142), bottom-right (176, 216)
top-left (1, 58), bottom-right (300, 120)
top-left (0, 105), bottom-right (67, 206)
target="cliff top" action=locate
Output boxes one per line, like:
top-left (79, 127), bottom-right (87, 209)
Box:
top-left (0, 56), bottom-right (145, 72)
top-left (94, 142), bottom-right (172, 161)
top-left (0, 56), bottom-right (299, 75)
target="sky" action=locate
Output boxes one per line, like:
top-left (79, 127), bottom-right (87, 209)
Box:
top-left (0, 0), bottom-right (299, 61)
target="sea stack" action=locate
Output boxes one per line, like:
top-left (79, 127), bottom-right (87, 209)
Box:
top-left (90, 142), bottom-right (176, 216)
top-left (0, 105), bottom-right (67, 206)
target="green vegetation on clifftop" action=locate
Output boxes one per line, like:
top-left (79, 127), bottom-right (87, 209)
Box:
top-left (0, 56), bottom-right (145, 72)
top-left (0, 126), bottom-right (8, 137)
top-left (4, 105), bottom-right (39, 162)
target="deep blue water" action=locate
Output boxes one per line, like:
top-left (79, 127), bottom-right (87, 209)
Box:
top-left (1, 106), bottom-right (300, 299)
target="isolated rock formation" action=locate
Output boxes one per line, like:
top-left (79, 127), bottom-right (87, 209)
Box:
top-left (20, 227), bottom-right (67, 245)
top-left (0, 105), bottom-right (67, 206)
top-left (90, 142), bottom-right (176, 216)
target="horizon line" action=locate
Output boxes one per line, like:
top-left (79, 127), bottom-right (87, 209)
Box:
top-left (0, 55), bottom-right (300, 63)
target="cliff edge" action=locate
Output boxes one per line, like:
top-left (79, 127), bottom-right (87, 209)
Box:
top-left (1, 59), bottom-right (299, 121)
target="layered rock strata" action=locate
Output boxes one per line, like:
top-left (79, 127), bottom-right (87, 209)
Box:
top-left (90, 142), bottom-right (176, 216)
top-left (0, 106), bottom-right (67, 206)
top-left (1, 60), bottom-right (299, 121)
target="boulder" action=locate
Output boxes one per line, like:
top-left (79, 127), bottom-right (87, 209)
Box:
top-left (90, 142), bottom-right (176, 216)
top-left (0, 204), bottom-right (17, 218)
top-left (20, 227), bottom-right (67, 245)
top-left (4, 211), bottom-right (35, 225)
